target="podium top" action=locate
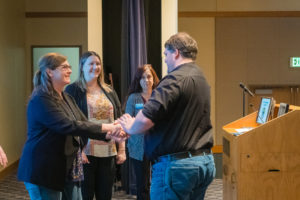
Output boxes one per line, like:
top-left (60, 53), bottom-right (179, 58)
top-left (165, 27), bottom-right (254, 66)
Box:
top-left (223, 104), bottom-right (300, 135)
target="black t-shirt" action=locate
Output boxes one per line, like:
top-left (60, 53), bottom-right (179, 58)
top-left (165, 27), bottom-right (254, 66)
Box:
top-left (142, 62), bottom-right (213, 160)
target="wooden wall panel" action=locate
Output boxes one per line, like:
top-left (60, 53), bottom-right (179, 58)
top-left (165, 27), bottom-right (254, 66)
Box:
top-left (216, 17), bottom-right (300, 145)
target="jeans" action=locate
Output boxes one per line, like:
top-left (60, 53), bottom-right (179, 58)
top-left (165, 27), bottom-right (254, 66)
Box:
top-left (24, 182), bottom-right (62, 200)
top-left (150, 154), bottom-right (215, 200)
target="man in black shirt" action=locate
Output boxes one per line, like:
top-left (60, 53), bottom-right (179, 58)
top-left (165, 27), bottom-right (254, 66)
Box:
top-left (118, 32), bottom-right (215, 200)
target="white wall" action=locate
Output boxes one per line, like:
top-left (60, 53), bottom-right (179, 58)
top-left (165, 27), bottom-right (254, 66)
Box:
top-left (161, 0), bottom-right (178, 77)
top-left (88, 0), bottom-right (103, 58)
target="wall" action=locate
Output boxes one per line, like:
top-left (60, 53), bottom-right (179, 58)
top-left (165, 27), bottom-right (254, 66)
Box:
top-left (179, 0), bottom-right (300, 145)
top-left (178, 1), bottom-right (216, 143)
top-left (0, 0), bottom-right (88, 173)
top-left (88, 0), bottom-right (102, 58)
top-left (216, 17), bottom-right (300, 141)
top-left (0, 0), bottom-right (26, 172)
top-left (25, 0), bottom-right (86, 12)
top-left (179, 0), bottom-right (300, 11)
top-left (216, 0), bottom-right (300, 11)
top-left (25, 0), bottom-right (88, 97)
top-left (178, 17), bottom-right (216, 141)
top-left (161, 0), bottom-right (178, 76)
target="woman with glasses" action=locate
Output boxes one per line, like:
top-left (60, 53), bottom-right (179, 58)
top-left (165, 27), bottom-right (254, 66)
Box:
top-left (18, 52), bottom-right (125, 200)
top-left (65, 51), bottom-right (126, 200)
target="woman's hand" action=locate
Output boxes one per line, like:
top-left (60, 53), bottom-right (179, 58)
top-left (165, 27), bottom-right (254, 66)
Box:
top-left (0, 146), bottom-right (8, 168)
top-left (116, 141), bottom-right (126, 164)
top-left (116, 150), bottom-right (126, 164)
top-left (81, 151), bottom-right (90, 164)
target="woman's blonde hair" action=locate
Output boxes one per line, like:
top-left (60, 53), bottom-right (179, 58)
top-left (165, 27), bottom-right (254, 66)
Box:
top-left (76, 51), bottom-right (111, 92)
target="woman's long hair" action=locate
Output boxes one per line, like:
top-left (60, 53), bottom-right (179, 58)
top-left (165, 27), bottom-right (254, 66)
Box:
top-left (32, 52), bottom-right (67, 98)
top-left (75, 51), bottom-right (111, 92)
top-left (127, 64), bottom-right (160, 95)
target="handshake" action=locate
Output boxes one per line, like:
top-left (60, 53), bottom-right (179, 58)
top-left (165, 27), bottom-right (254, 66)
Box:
top-left (105, 114), bottom-right (135, 142)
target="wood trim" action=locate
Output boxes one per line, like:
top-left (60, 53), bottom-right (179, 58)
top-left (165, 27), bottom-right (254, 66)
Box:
top-left (212, 145), bottom-right (223, 153)
top-left (0, 160), bottom-right (19, 180)
top-left (25, 12), bottom-right (87, 18)
top-left (179, 11), bottom-right (300, 18)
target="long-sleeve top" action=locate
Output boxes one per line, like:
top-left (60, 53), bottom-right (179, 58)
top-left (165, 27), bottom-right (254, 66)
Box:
top-left (125, 93), bottom-right (145, 161)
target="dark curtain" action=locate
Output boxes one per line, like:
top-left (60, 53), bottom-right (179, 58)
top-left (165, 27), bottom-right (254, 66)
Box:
top-left (102, 0), bottom-right (122, 98)
top-left (121, 0), bottom-right (148, 103)
top-left (102, 0), bottom-right (161, 194)
top-left (144, 0), bottom-right (162, 79)
top-left (121, 0), bottom-right (147, 194)
top-left (102, 0), bottom-right (161, 102)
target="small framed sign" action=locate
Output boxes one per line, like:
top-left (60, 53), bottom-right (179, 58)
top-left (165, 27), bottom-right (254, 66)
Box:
top-left (290, 57), bottom-right (300, 68)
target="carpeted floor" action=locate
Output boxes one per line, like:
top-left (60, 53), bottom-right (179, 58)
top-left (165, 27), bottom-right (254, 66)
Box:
top-left (0, 170), bottom-right (222, 200)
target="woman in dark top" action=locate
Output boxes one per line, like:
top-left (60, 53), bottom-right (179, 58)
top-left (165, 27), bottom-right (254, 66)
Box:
top-left (125, 64), bottom-right (159, 200)
top-left (18, 53), bottom-right (124, 200)
top-left (65, 51), bottom-right (126, 200)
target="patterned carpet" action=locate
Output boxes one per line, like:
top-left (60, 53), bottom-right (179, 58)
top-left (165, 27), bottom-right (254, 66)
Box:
top-left (0, 170), bottom-right (222, 200)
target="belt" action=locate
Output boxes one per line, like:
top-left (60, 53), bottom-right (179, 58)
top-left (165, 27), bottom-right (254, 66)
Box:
top-left (153, 149), bottom-right (211, 164)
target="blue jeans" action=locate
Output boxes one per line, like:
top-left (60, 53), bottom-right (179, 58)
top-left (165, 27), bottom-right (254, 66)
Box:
top-left (24, 182), bottom-right (62, 200)
top-left (150, 154), bottom-right (215, 200)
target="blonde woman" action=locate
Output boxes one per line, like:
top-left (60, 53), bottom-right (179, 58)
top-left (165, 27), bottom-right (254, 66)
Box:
top-left (66, 51), bottom-right (126, 200)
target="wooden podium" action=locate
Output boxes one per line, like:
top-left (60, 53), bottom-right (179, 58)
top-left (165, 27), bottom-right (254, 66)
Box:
top-left (222, 105), bottom-right (300, 200)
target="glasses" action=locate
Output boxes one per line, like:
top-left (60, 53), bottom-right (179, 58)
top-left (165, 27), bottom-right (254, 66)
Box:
top-left (57, 65), bottom-right (72, 71)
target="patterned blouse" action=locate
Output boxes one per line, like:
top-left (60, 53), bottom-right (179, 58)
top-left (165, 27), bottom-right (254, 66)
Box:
top-left (84, 89), bottom-right (117, 157)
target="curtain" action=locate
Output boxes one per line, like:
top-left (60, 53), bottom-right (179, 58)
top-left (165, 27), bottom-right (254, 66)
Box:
top-left (120, 0), bottom-right (148, 194)
top-left (121, 0), bottom-right (147, 102)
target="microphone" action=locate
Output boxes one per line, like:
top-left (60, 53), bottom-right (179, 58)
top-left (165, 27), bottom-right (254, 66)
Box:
top-left (239, 82), bottom-right (254, 97)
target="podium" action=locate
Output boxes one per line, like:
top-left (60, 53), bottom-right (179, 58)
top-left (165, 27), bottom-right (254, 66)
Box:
top-left (222, 105), bottom-right (300, 200)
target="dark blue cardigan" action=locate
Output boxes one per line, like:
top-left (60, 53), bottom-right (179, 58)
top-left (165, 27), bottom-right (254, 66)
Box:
top-left (18, 88), bottom-right (107, 191)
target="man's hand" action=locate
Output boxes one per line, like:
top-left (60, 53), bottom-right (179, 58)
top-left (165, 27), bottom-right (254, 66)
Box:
top-left (106, 124), bottom-right (128, 142)
top-left (117, 114), bottom-right (135, 134)
top-left (0, 146), bottom-right (8, 168)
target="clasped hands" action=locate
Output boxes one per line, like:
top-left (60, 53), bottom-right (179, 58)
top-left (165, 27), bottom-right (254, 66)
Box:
top-left (106, 114), bottom-right (135, 142)
top-left (105, 123), bottom-right (127, 142)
